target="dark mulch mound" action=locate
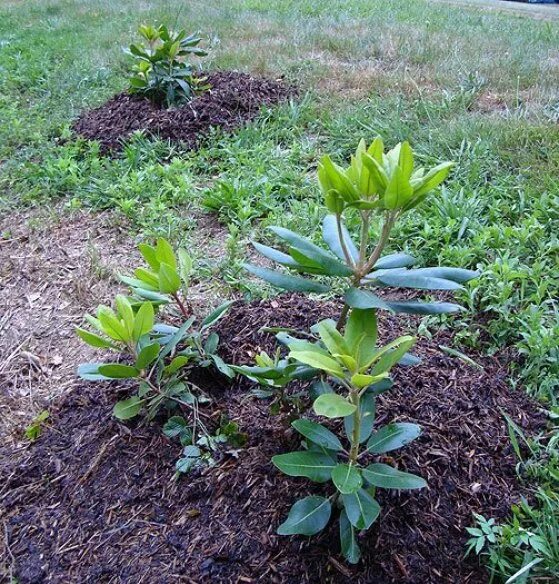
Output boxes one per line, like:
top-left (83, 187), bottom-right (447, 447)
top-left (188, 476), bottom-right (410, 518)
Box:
top-left (72, 71), bottom-right (295, 151)
top-left (1, 296), bottom-right (544, 584)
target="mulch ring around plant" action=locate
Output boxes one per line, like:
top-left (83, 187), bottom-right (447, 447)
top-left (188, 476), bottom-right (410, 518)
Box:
top-left (72, 71), bottom-right (295, 152)
top-left (1, 295), bottom-right (544, 584)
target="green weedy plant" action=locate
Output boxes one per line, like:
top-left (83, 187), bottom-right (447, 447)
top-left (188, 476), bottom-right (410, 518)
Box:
top-left (76, 238), bottom-right (233, 472)
top-left (244, 138), bottom-right (479, 329)
top-left (271, 307), bottom-right (424, 563)
top-left (126, 24), bottom-right (209, 108)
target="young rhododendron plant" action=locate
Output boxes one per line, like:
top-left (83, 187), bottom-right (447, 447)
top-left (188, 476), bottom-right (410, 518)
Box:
top-left (126, 24), bottom-right (209, 107)
top-left (272, 307), bottom-right (425, 563)
top-left (244, 138), bottom-right (479, 329)
top-left (76, 238), bottom-right (233, 473)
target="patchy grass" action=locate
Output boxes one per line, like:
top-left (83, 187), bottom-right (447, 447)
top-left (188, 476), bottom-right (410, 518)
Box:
top-left (0, 0), bottom-right (558, 581)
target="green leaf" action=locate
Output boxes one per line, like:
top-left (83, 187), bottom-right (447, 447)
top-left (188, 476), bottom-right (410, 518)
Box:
top-left (342, 489), bottom-right (381, 530)
top-left (373, 252), bottom-right (416, 270)
top-left (115, 294), bottom-right (135, 335)
top-left (290, 350), bottom-right (345, 378)
top-left (412, 161), bottom-right (454, 197)
top-left (155, 238), bottom-right (177, 270)
top-left (135, 342), bottom-right (160, 369)
top-left (316, 319), bottom-right (350, 357)
top-left (362, 463), bottom-right (427, 490)
top-left (113, 396), bottom-right (143, 420)
top-left (133, 301), bottom-right (154, 340)
top-left (138, 243), bottom-right (160, 270)
top-left (134, 267), bottom-right (160, 290)
top-left (158, 262), bottom-right (181, 294)
top-left (384, 166), bottom-right (413, 209)
top-left (398, 140), bottom-right (414, 179)
top-left (344, 308), bottom-right (378, 367)
top-left (269, 226), bottom-right (353, 277)
top-left (177, 248), bottom-right (192, 284)
top-left (98, 363), bottom-right (139, 379)
top-left (339, 509), bottom-right (361, 564)
top-left (75, 328), bottom-right (115, 349)
top-left (277, 496), bottom-right (331, 536)
top-left (313, 394), bottom-right (356, 419)
top-left (366, 422), bottom-right (422, 454)
top-left (243, 264), bottom-right (329, 293)
top-left (165, 355), bottom-right (190, 374)
top-left (387, 300), bottom-right (463, 315)
top-left (370, 336), bottom-right (416, 375)
top-left (272, 451), bottom-right (337, 483)
top-left (331, 464), bottom-right (363, 494)
top-left (97, 306), bottom-right (130, 342)
top-left (291, 419), bottom-right (343, 451)
top-left (322, 214), bottom-right (359, 263)
top-left (344, 288), bottom-right (392, 312)
top-left (344, 393), bottom-right (376, 443)
top-left (77, 363), bottom-right (112, 381)
top-left (252, 241), bottom-right (300, 267)
top-left (201, 300), bottom-right (234, 329)
top-left (163, 415), bottom-right (190, 438)
top-left (375, 271), bottom-right (464, 291)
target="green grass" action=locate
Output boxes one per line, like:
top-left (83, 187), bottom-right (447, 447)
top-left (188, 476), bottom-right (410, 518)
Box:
top-left (1, 0), bottom-right (558, 580)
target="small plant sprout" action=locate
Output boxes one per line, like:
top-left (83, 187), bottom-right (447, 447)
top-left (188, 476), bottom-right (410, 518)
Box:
top-left (76, 238), bottom-right (234, 472)
top-left (126, 24), bottom-right (209, 107)
top-left (244, 138), bottom-right (479, 329)
top-left (272, 307), bottom-right (425, 564)
top-left (231, 349), bottom-right (313, 416)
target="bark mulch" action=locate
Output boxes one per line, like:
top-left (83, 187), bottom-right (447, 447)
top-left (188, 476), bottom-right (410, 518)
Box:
top-left (0, 295), bottom-right (544, 584)
top-left (72, 71), bottom-right (295, 152)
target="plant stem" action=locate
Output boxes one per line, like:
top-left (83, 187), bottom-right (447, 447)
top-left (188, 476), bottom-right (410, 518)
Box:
top-left (362, 213), bottom-right (396, 275)
top-left (349, 389), bottom-right (361, 465)
top-left (336, 213), bottom-right (355, 268)
top-left (172, 293), bottom-right (190, 318)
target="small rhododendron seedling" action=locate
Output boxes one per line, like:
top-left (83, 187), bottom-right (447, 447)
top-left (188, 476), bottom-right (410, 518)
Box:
top-left (271, 307), bottom-right (425, 563)
top-left (126, 24), bottom-right (209, 107)
top-left (244, 138), bottom-right (479, 329)
top-left (76, 238), bottom-right (234, 473)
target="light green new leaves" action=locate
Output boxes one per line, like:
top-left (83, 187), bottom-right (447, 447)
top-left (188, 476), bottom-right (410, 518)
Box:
top-left (313, 394), bottom-right (356, 419)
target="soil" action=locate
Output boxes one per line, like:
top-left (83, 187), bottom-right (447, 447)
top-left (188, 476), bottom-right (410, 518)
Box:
top-left (1, 295), bottom-right (544, 584)
top-left (72, 71), bottom-right (295, 152)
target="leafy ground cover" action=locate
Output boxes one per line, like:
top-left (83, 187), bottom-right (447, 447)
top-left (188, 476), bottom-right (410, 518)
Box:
top-left (1, 0), bottom-right (558, 581)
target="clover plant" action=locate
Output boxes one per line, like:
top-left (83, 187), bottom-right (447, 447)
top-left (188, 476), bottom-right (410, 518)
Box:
top-left (126, 24), bottom-right (209, 107)
top-left (244, 138), bottom-right (479, 329)
top-left (271, 307), bottom-right (425, 563)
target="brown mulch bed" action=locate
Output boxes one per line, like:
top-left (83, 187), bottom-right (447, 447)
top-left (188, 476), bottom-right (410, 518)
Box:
top-left (0, 295), bottom-right (544, 584)
top-left (72, 71), bottom-right (295, 151)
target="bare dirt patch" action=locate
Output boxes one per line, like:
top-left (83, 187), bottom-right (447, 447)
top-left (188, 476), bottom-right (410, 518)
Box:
top-left (1, 295), bottom-right (544, 584)
top-left (72, 71), bottom-right (295, 152)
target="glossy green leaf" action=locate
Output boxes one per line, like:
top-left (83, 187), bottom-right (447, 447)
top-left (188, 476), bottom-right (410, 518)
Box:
top-left (344, 308), bottom-right (378, 368)
top-left (272, 451), bottom-right (337, 483)
top-left (316, 319), bottom-right (350, 357)
top-left (277, 496), bottom-right (332, 536)
top-left (135, 342), bottom-right (160, 369)
top-left (373, 252), bottom-right (416, 270)
top-left (75, 328), bottom-right (114, 349)
top-left (155, 238), bottom-right (177, 270)
top-left (158, 262), bottom-right (181, 294)
top-left (252, 241), bottom-right (299, 267)
top-left (412, 161), bottom-right (454, 197)
top-left (366, 422), bottom-right (422, 454)
top-left (387, 300), bottom-right (463, 315)
top-left (243, 264), bottom-right (329, 293)
top-left (290, 350), bottom-right (345, 377)
top-left (98, 363), bottom-right (139, 379)
top-left (342, 489), bottom-right (381, 530)
top-left (138, 243), bottom-right (160, 271)
top-left (339, 509), bottom-right (361, 564)
top-left (322, 214), bottom-right (359, 263)
top-left (362, 463), bottom-right (427, 490)
top-left (133, 301), bottom-right (154, 340)
top-left (113, 396), bottom-right (143, 420)
top-left (77, 363), bottom-right (112, 381)
top-left (201, 300), bottom-right (234, 329)
top-left (313, 394), bottom-right (356, 419)
top-left (331, 464), bottom-right (363, 494)
top-left (344, 288), bottom-right (392, 312)
top-left (292, 419), bottom-right (343, 451)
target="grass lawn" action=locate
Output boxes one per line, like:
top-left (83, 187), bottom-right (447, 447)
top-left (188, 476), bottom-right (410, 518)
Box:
top-left (1, 0), bottom-right (558, 581)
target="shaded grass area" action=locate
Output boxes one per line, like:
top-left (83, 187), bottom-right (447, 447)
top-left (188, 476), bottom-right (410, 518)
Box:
top-left (0, 0), bottom-right (558, 581)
